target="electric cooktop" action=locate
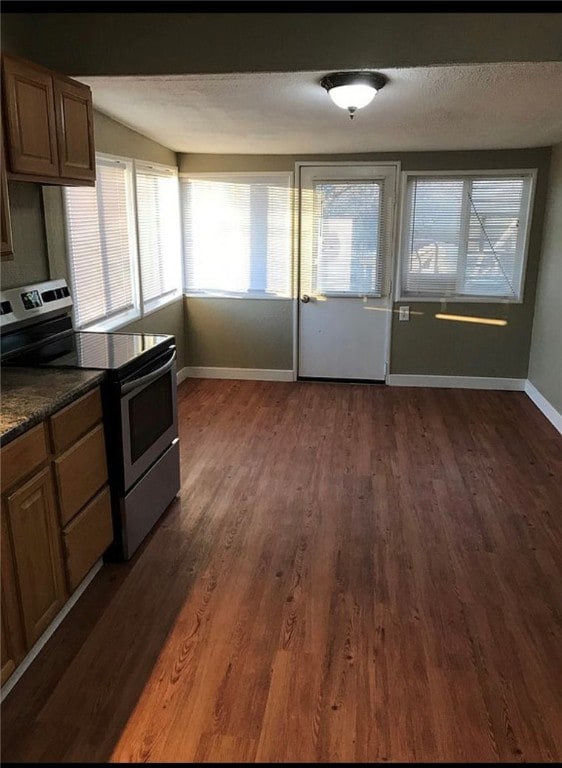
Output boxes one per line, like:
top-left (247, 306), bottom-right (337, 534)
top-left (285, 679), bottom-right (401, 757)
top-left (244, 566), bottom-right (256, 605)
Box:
top-left (9, 330), bottom-right (173, 370)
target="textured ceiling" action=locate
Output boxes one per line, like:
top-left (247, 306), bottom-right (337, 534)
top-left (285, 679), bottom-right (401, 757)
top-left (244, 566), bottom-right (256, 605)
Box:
top-left (78, 63), bottom-right (562, 155)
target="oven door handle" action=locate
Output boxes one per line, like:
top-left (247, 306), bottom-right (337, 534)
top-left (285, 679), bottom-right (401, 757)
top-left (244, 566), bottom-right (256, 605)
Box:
top-left (120, 349), bottom-right (177, 395)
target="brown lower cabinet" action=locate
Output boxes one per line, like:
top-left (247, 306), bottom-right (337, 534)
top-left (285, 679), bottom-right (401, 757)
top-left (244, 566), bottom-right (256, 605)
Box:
top-left (0, 386), bottom-right (113, 687)
top-left (4, 468), bottom-right (66, 649)
top-left (1, 514), bottom-right (26, 685)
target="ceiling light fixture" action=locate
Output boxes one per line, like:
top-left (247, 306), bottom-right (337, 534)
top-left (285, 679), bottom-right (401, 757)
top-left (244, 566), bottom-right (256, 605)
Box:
top-left (320, 71), bottom-right (387, 119)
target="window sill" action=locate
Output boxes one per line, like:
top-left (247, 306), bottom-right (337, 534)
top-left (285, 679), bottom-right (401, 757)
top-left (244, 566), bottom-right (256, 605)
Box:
top-left (183, 292), bottom-right (292, 301)
top-left (395, 296), bottom-right (523, 305)
top-left (79, 306), bottom-right (141, 332)
top-left (143, 291), bottom-right (182, 317)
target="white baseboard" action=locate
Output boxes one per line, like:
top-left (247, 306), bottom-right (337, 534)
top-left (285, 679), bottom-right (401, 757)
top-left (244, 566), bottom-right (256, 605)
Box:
top-left (176, 366), bottom-right (189, 385)
top-left (525, 380), bottom-right (562, 435)
top-left (185, 366), bottom-right (295, 382)
top-left (386, 374), bottom-right (526, 391)
top-left (0, 559), bottom-right (103, 701)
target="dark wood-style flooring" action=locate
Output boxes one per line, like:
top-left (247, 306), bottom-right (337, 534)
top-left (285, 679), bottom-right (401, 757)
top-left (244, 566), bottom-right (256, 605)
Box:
top-left (2, 379), bottom-right (562, 763)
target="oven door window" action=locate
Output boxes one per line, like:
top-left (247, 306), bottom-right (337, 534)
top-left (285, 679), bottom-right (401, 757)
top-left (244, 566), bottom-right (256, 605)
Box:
top-left (129, 371), bottom-right (174, 463)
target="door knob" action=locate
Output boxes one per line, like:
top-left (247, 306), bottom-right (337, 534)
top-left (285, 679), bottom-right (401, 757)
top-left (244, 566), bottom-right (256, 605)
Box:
top-left (301, 294), bottom-right (310, 303)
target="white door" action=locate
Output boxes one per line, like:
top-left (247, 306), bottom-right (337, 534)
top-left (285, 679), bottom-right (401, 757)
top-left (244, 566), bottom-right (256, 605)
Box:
top-left (298, 164), bottom-right (398, 380)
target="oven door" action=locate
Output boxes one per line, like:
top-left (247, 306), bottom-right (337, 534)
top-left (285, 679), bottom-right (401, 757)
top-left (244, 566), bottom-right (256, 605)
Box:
top-left (119, 347), bottom-right (178, 491)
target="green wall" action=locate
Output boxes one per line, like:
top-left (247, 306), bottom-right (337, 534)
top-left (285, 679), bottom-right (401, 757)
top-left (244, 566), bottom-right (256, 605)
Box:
top-left (94, 111), bottom-right (176, 166)
top-left (180, 149), bottom-right (550, 377)
top-left (2, 13), bottom-right (561, 75)
top-left (122, 300), bottom-right (186, 370)
top-left (528, 142), bottom-right (562, 413)
top-left (1, 182), bottom-right (50, 289)
top-left (185, 298), bottom-right (293, 371)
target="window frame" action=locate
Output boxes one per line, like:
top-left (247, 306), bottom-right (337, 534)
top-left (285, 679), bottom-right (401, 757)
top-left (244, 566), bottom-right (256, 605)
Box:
top-left (63, 152), bottom-right (181, 332)
top-left (133, 159), bottom-right (182, 316)
top-left (395, 168), bottom-right (537, 303)
top-left (63, 152), bottom-right (140, 332)
top-left (179, 170), bottom-right (294, 300)
top-left (311, 177), bottom-right (386, 299)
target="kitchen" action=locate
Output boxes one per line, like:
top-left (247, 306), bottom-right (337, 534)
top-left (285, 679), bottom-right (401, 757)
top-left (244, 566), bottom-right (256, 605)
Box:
top-left (1, 10), bottom-right (562, 764)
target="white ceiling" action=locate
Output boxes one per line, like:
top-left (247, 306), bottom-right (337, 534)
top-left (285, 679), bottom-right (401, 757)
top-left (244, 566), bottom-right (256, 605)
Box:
top-left (78, 62), bottom-right (562, 155)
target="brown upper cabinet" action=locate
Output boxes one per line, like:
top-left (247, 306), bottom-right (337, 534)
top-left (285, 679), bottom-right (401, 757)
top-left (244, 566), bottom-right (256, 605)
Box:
top-left (2, 54), bottom-right (95, 186)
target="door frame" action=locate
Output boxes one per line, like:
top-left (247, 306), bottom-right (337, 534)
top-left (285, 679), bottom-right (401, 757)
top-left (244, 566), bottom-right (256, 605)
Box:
top-left (293, 160), bottom-right (401, 383)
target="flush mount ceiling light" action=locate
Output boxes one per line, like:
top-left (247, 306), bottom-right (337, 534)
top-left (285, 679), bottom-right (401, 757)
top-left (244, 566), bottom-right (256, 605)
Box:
top-left (320, 71), bottom-right (387, 119)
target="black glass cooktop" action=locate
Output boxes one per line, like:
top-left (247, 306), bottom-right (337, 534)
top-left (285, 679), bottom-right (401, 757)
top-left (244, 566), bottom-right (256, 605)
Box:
top-left (6, 330), bottom-right (173, 372)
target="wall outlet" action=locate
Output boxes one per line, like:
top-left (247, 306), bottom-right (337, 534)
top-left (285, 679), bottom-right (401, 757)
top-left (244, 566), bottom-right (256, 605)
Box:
top-left (399, 305), bottom-right (410, 321)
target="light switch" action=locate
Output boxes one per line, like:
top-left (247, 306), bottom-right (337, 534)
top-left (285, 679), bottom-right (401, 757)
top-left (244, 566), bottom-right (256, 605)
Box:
top-left (399, 305), bottom-right (410, 321)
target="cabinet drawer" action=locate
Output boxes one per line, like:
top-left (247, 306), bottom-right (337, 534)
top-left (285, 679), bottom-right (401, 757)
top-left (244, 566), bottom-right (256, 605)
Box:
top-left (1, 423), bottom-right (48, 492)
top-left (49, 387), bottom-right (102, 455)
top-left (63, 487), bottom-right (113, 592)
top-left (54, 424), bottom-right (108, 526)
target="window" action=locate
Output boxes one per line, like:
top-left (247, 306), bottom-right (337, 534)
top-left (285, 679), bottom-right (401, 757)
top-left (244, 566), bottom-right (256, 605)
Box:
top-left (399, 171), bottom-right (535, 301)
top-left (181, 173), bottom-right (293, 297)
top-left (311, 179), bottom-right (386, 296)
top-left (135, 163), bottom-right (182, 313)
top-left (64, 154), bottom-right (181, 331)
top-left (64, 156), bottom-right (138, 330)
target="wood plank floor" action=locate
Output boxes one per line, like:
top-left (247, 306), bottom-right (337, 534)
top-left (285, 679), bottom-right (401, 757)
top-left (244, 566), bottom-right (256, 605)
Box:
top-left (2, 379), bottom-right (562, 763)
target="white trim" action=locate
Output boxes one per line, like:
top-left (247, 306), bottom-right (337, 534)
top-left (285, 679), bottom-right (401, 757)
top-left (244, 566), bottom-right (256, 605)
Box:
top-left (0, 560), bottom-right (103, 702)
top-left (134, 159), bottom-right (179, 176)
top-left (141, 291), bottom-right (183, 318)
top-left (291, 174), bottom-right (299, 380)
top-left (176, 366), bottom-right (189, 385)
top-left (525, 380), bottom-right (562, 435)
top-left (386, 374), bottom-right (526, 391)
top-left (185, 367), bottom-right (294, 382)
top-left (183, 292), bottom-right (291, 301)
top-left (295, 160), bottom-right (401, 170)
top-left (396, 168), bottom-right (540, 178)
top-left (390, 296), bottom-right (523, 305)
top-left (179, 170), bottom-right (293, 179)
top-left (83, 305), bottom-right (141, 333)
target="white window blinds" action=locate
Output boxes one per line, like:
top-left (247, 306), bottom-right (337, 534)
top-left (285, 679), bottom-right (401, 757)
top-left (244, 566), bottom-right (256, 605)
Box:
top-left (135, 163), bottom-right (182, 312)
top-left (64, 157), bottom-right (137, 329)
top-left (181, 174), bottom-right (292, 297)
top-left (311, 179), bottom-right (387, 296)
top-left (401, 173), bottom-right (533, 300)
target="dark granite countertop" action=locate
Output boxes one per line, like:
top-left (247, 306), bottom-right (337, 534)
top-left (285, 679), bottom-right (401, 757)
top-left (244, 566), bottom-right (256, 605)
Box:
top-left (1, 367), bottom-right (106, 447)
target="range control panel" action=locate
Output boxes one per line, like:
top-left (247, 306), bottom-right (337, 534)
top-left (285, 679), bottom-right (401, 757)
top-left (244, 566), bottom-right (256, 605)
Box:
top-left (0, 279), bottom-right (73, 331)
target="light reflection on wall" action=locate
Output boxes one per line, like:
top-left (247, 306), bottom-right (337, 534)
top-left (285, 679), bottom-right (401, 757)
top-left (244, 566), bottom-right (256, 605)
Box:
top-left (435, 313), bottom-right (508, 327)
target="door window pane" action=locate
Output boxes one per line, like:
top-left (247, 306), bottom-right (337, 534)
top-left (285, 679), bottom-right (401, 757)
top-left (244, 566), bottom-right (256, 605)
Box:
top-left (312, 180), bottom-right (383, 296)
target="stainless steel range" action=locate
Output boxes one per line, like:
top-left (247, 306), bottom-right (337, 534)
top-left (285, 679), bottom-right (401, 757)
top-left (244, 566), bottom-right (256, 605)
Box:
top-left (1, 278), bottom-right (180, 560)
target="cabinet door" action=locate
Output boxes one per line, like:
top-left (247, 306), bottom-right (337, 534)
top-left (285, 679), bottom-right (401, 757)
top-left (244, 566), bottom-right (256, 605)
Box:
top-left (54, 77), bottom-right (95, 182)
top-left (6, 468), bottom-right (66, 648)
top-left (1, 512), bottom-right (25, 685)
top-left (2, 55), bottom-right (59, 177)
top-left (1, 120), bottom-right (14, 260)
